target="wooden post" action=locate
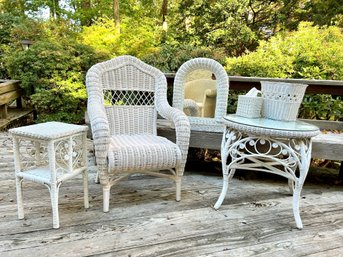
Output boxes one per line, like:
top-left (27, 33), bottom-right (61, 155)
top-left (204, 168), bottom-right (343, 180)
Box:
top-left (0, 105), bottom-right (7, 119)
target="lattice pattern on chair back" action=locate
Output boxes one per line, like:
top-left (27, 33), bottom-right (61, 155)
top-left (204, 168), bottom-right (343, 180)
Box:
top-left (89, 56), bottom-right (161, 135)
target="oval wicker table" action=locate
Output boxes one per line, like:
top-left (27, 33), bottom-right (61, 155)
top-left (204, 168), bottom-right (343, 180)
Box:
top-left (214, 114), bottom-right (320, 229)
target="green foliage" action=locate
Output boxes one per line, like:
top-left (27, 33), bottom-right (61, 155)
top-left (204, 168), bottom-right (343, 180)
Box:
top-left (30, 73), bottom-right (87, 123)
top-left (226, 22), bottom-right (343, 80)
top-left (0, 0), bottom-right (26, 17)
top-left (80, 16), bottom-right (159, 58)
top-left (4, 20), bottom-right (106, 123)
top-left (142, 44), bottom-right (226, 73)
top-left (303, 0), bottom-right (343, 27)
top-left (299, 94), bottom-right (342, 121)
top-left (226, 23), bottom-right (343, 121)
top-left (1, 1), bottom-right (343, 124)
top-left (0, 13), bottom-right (22, 78)
top-left (169, 0), bottom-right (257, 56)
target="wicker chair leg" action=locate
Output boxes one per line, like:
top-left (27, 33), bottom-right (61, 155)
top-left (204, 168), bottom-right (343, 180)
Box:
top-left (175, 175), bottom-right (182, 202)
top-left (103, 185), bottom-right (111, 212)
top-left (50, 185), bottom-right (60, 229)
top-left (83, 170), bottom-right (89, 209)
top-left (16, 177), bottom-right (24, 219)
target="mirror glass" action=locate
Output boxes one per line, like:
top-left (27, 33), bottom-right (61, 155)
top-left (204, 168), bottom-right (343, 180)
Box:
top-left (183, 69), bottom-right (217, 118)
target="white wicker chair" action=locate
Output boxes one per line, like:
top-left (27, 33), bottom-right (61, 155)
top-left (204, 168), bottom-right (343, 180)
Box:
top-left (86, 55), bottom-right (190, 212)
top-left (173, 58), bottom-right (229, 132)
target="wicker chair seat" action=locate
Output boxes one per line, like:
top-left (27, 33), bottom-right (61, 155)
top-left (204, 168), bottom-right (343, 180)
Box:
top-left (108, 134), bottom-right (180, 172)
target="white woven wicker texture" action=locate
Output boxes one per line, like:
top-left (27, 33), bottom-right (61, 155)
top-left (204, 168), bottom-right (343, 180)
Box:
top-left (9, 122), bottom-right (89, 229)
top-left (236, 95), bottom-right (263, 118)
top-left (261, 81), bottom-right (308, 121)
top-left (173, 58), bottom-right (229, 132)
top-left (86, 55), bottom-right (190, 212)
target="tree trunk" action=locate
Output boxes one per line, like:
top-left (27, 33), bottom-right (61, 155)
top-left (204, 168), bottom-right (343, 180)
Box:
top-left (80, 0), bottom-right (92, 26)
top-left (81, 0), bottom-right (91, 9)
top-left (113, 0), bottom-right (120, 33)
top-left (49, 0), bottom-right (61, 19)
top-left (161, 0), bottom-right (168, 30)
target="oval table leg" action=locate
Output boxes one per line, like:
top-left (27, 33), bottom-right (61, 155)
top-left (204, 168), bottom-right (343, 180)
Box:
top-left (292, 182), bottom-right (303, 229)
top-left (214, 174), bottom-right (229, 210)
top-left (214, 168), bottom-right (236, 210)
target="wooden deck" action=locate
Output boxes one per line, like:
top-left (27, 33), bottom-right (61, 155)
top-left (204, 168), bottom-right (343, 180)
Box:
top-left (1, 132), bottom-right (343, 256)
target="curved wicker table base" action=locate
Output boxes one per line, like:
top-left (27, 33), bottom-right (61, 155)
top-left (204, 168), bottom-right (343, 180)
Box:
top-left (214, 115), bottom-right (320, 229)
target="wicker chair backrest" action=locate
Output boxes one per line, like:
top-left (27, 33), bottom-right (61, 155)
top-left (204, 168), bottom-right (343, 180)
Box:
top-left (87, 56), bottom-right (166, 135)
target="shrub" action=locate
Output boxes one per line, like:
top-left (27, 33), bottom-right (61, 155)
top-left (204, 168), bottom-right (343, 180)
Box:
top-left (226, 22), bottom-right (343, 80)
top-left (5, 38), bottom-right (106, 123)
top-left (30, 73), bottom-right (87, 124)
top-left (0, 13), bottom-right (22, 79)
top-left (142, 44), bottom-right (227, 73)
top-left (80, 16), bottom-right (159, 58)
top-left (299, 94), bottom-right (342, 121)
top-left (226, 22), bottom-right (343, 121)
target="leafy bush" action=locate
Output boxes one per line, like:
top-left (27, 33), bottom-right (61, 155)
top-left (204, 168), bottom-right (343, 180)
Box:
top-left (226, 22), bottom-right (343, 80)
top-left (4, 21), bottom-right (106, 123)
top-left (299, 94), bottom-right (342, 121)
top-left (226, 22), bottom-right (343, 120)
top-left (169, 0), bottom-right (258, 56)
top-left (30, 73), bottom-right (87, 124)
top-left (80, 16), bottom-right (159, 58)
top-left (0, 13), bottom-right (22, 78)
top-left (142, 44), bottom-right (227, 73)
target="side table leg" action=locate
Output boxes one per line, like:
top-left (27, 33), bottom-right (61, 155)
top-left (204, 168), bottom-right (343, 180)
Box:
top-left (50, 185), bottom-right (60, 229)
top-left (48, 140), bottom-right (60, 229)
top-left (16, 177), bottom-right (24, 219)
top-left (95, 172), bottom-right (100, 184)
top-left (103, 185), bottom-right (111, 213)
top-left (13, 137), bottom-right (25, 219)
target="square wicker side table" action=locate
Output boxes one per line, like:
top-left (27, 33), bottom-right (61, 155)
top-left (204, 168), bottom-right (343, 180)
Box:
top-left (9, 122), bottom-right (89, 229)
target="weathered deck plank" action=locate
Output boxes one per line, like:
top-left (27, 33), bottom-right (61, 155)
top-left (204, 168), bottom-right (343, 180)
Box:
top-left (1, 132), bottom-right (343, 256)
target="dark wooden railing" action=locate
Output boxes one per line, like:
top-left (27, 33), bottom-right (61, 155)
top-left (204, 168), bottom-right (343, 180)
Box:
top-left (0, 80), bottom-right (22, 119)
top-left (165, 74), bottom-right (343, 96)
top-left (0, 80), bottom-right (33, 130)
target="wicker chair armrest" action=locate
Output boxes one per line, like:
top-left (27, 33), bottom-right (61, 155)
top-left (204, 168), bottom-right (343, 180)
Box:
top-left (87, 103), bottom-right (110, 165)
top-left (158, 105), bottom-right (190, 160)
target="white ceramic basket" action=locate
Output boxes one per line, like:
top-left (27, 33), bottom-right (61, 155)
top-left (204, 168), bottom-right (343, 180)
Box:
top-left (261, 81), bottom-right (308, 121)
top-left (236, 95), bottom-right (263, 118)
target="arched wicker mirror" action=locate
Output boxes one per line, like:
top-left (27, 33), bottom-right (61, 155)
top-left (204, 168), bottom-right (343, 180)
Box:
top-left (173, 58), bottom-right (229, 132)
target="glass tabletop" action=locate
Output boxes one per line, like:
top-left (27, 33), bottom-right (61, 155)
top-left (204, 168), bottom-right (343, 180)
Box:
top-left (223, 114), bottom-right (319, 132)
